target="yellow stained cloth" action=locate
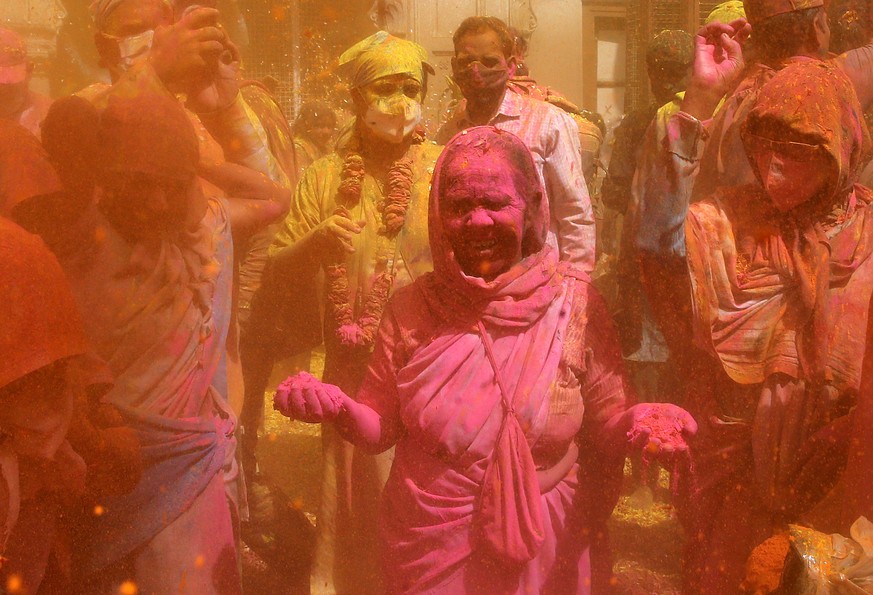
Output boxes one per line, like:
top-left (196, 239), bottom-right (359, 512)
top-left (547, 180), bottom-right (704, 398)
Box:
top-left (570, 113), bottom-right (603, 154)
top-left (271, 143), bottom-right (440, 326)
top-left (269, 141), bottom-right (440, 594)
top-left (704, 0), bottom-right (746, 24)
top-left (338, 30), bottom-right (432, 89)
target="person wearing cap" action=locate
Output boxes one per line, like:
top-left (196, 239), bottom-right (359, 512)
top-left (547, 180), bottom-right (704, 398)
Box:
top-left (0, 27), bottom-right (51, 139)
top-left (437, 16), bottom-right (596, 273)
top-left (264, 31), bottom-right (441, 594)
top-left (596, 31), bottom-right (693, 426)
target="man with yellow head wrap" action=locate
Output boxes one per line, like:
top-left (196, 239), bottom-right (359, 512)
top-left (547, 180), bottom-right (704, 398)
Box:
top-left (265, 31), bottom-right (441, 594)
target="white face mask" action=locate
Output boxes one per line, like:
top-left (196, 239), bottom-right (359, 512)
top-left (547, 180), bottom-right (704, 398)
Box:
top-left (117, 30), bottom-right (155, 71)
top-left (361, 96), bottom-right (422, 144)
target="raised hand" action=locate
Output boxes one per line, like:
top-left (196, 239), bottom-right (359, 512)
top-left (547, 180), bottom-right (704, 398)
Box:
top-left (625, 403), bottom-right (698, 471)
top-left (274, 372), bottom-right (347, 423)
top-left (317, 209), bottom-right (366, 254)
top-left (187, 40), bottom-right (242, 114)
top-left (148, 7), bottom-right (226, 91)
top-left (683, 19), bottom-right (751, 120)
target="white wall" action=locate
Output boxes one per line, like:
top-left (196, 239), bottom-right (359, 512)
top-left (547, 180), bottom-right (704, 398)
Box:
top-left (524, 0), bottom-right (585, 107)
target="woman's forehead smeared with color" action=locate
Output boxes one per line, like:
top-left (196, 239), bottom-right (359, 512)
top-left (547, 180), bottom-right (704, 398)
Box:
top-left (438, 129), bottom-right (541, 202)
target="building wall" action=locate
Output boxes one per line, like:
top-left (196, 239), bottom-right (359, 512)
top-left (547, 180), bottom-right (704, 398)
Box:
top-left (0, 0), bottom-right (67, 95)
top-left (524, 0), bottom-right (585, 106)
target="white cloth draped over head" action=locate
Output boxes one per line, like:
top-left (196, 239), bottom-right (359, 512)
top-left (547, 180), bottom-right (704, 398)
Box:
top-left (89, 0), bottom-right (171, 31)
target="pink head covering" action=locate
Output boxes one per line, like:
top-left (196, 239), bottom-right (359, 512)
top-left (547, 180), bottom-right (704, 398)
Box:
top-left (743, 60), bottom-right (871, 207)
top-left (423, 126), bottom-right (560, 327)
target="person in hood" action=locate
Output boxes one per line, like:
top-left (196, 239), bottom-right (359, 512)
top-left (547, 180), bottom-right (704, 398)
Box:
top-left (637, 37), bottom-right (873, 590)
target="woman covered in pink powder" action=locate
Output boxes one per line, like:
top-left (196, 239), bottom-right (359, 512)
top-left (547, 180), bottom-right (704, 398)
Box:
top-left (274, 126), bottom-right (696, 594)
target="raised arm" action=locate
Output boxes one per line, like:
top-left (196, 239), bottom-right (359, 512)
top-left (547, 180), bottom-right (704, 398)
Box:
top-left (273, 302), bottom-right (405, 453)
top-left (634, 20), bottom-right (748, 262)
top-left (199, 161), bottom-right (290, 241)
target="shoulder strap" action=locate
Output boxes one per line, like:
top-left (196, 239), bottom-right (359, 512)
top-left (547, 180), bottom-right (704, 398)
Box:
top-left (478, 321), bottom-right (515, 415)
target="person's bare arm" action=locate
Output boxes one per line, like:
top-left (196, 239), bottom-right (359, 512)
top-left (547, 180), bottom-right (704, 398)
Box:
top-left (200, 161), bottom-right (290, 239)
top-left (273, 304), bottom-right (406, 453)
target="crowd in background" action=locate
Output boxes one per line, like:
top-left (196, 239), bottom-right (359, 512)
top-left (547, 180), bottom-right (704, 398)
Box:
top-left (1, 0), bottom-right (873, 593)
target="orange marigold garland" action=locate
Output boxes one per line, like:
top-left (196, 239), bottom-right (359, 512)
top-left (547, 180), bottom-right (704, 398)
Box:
top-left (327, 152), bottom-right (414, 348)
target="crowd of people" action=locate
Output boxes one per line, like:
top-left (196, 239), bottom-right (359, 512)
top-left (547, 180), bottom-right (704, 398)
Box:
top-left (1, 0), bottom-right (872, 593)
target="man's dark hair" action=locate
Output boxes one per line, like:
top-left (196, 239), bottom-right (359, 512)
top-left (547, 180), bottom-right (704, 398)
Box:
top-left (452, 16), bottom-right (514, 57)
top-left (756, 7), bottom-right (825, 62)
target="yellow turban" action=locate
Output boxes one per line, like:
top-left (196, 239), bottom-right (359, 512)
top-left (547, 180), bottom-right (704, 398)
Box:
top-left (338, 31), bottom-right (433, 89)
top-left (705, 1), bottom-right (747, 24)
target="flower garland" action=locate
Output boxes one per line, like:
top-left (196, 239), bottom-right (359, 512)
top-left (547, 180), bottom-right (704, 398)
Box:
top-left (326, 151), bottom-right (415, 348)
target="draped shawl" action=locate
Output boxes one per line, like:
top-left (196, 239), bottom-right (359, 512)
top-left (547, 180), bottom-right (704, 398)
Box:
top-left (66, 199), bottom-right (234, 573)
top-left (686, 61), bottom-right (873, 390)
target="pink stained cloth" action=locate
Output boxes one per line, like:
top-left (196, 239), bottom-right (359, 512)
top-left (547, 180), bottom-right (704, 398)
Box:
top-left (63, 198), bottom-right (239, 591)
top-left (354, 127), bottom-right (629, 593)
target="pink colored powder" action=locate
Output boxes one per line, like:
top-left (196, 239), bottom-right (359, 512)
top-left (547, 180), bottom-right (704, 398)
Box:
top-left (627, 405), bottom-right (688, 453)
top-left (274, 371), bottom-right (344, 417)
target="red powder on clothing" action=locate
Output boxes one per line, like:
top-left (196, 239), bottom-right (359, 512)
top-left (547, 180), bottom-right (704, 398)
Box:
top-left (741, 533), bottom-right (791, 594)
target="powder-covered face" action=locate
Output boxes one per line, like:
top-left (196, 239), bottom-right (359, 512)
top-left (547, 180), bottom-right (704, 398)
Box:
top-left (452, 30), bottom-right (515, 105)
top-left (439, 153), bottom-right (526, 281)
top-left (745, 135), bottom-right (835, 212)
top-left (306, 115), bottom-right (336, 152)
top-left (353, 73), bottom-right (423, 143)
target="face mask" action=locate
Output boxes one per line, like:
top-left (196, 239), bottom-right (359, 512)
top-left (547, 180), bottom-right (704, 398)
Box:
top-left (116, 30), bottom-right (155, 71)
top-left (455, 62), bottom-right (510, 96)
top-left (361, 96), bottom-right (422, 144)
top-left (746, 135), bottom-right (831, 212)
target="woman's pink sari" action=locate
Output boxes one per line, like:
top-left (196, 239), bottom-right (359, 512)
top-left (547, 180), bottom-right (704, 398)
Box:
top-left (356, 128), bottom-right (627, 593)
